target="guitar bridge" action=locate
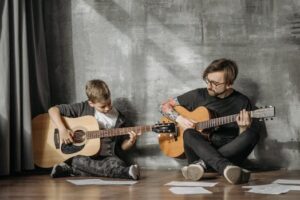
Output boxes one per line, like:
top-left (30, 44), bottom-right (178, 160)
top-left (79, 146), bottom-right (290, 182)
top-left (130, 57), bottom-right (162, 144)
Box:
top-left (54, 129), bottom-right (60, 149)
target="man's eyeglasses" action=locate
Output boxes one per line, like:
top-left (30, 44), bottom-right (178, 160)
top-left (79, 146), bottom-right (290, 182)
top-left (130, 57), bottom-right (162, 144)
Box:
top-left (204, 78), bottom-right (225, 87)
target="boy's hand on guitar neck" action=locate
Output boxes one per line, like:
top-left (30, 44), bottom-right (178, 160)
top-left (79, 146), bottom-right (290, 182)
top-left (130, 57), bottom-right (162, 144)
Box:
top-left (175, 115), bottom-right (196, 130)
top-left (236, 109), bottom-right (252, 134)
top-left (59, 128), bottom-right (74, 144)
top-left (122, 131), bottom-right (141, 150)
top-left (128, 131), bottom-right (140, 144)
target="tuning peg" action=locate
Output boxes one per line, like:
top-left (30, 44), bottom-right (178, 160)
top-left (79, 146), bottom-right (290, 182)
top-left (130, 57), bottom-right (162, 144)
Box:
top-left (169, 134), bottom-right (173, 137)
top-left (158, 134), bottom-right (161, 138)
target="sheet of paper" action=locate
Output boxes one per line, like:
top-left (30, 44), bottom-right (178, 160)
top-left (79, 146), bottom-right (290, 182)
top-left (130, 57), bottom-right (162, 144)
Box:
top-left (165, 181), bottom-right (217, 187)
top-left (67, 179), bottom-right (103, 185)
top-left (243, 184), bottom-right (277, 189)
top-left (289, 185), bottom-right (300, 191)
top-left (67, 179), bottom-right (137, 186)
top-left (98, 180), bottom-right (137, 185)
top-left (169, 187), bottom-right (212, 195)
top-left (273, 179), bottom-right (300, 185)
top-left (243, 183), bottom-right (291, 195)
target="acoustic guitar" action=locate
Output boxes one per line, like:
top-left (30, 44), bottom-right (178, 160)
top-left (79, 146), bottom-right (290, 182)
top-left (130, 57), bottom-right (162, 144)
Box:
top-left (159, 106), bottom-right (275, 158)
top-left (32, 114), bottom-right (176, 168)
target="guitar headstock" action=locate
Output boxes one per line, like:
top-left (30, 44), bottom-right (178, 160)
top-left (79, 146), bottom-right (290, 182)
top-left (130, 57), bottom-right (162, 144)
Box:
top-left (251, 106), bottom-right (275, 120)
top-left (152, 123), bottom-right (177, 134)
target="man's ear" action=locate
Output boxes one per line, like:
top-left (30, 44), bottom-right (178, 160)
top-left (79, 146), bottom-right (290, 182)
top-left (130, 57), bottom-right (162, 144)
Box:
top-left (88, 101), bottom-right (94, 107)
top-left (225, 84), bottom-right (233, 90)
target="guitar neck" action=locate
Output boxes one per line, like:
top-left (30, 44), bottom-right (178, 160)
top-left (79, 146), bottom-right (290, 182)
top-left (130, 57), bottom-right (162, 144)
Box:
top-left (196, 112), bottom-right (254, 130)
top-left (85, 125), bottom-right (153, 139)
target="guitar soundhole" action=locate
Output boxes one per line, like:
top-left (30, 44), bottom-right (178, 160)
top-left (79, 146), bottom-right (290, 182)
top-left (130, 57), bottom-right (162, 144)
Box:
top-left (61, 130), bottom-right (86, 154)
top-left (73, 130), bottom-right (86, 143)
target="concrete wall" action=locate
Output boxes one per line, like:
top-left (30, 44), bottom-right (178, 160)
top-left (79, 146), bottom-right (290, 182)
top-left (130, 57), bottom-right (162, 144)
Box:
top-left (44, 0), bottom-right (300, 170)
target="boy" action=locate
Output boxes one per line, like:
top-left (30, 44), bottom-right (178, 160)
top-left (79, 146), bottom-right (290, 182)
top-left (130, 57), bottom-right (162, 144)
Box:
top-left (49, 79), bottom-right (140, 180)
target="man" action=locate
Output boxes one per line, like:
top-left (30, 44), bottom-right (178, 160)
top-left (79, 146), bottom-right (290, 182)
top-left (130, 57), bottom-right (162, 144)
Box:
top-left (159, 58), bottom-right (260, 184)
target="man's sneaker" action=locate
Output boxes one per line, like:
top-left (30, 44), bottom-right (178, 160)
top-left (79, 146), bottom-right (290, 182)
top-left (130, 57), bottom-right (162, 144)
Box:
top-left (187, 164), bottom-right (204, 181)
top-left (223, 165), bottom-right (251, 184)
top-left (50, 163), bottom-right (73, 178)
top-left (181, 166), bottom-right (188, 179)
top-left (128, 164), bottom-right (140, 180)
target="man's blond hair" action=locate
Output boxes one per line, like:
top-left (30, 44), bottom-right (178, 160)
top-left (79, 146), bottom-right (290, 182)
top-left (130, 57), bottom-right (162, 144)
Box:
top-left (85, 79), bottom-right (110, 103)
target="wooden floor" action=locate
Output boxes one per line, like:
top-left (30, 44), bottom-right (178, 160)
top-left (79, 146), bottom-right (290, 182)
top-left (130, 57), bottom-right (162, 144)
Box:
top-left (1, 169), bottom-right (300, 200)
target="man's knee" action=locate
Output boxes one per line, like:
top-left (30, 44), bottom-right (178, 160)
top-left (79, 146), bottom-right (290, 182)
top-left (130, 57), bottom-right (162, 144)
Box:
top-left (183, 128), bottom-right (195, 139)
top-left (183, 129), bottom-right (206, 141)
top-left (244, 129), bottom-right (260, 144)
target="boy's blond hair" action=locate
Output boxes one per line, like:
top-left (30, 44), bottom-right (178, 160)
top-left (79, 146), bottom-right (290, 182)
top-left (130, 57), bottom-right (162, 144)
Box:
top-left (85, 79), bottom-right (111, 103)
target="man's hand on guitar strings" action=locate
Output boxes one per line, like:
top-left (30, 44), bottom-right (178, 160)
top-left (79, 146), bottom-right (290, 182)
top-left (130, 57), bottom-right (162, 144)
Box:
top-left (236, 109), bottom-right (252, 134)
top-left (175, 115), bottom-right (196, 130)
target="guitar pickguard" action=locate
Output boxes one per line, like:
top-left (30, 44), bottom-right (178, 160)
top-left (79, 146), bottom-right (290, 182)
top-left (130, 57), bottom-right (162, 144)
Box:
top-left (61, 143), bottom-right (85, 154)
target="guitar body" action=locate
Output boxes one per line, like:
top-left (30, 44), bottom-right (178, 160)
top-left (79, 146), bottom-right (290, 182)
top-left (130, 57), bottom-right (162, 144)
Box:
top-left (159, 106), bottom-right (211, 158)
top-left (32, 114), bottom-right (100, 168)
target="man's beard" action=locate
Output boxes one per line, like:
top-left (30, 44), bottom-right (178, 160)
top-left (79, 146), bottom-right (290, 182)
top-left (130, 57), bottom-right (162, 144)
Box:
top-left (207, 88), bottom-right (227, 97)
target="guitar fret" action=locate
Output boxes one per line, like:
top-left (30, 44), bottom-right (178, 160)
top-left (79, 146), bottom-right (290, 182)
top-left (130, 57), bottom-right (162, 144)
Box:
top-left (85, 125), bottom-right (159, 139)
top-left (197, 113), bottom-right (241, 130)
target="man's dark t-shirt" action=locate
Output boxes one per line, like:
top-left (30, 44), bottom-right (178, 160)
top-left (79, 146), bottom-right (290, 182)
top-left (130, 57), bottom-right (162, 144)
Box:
top-left (177, 88), bottom-right (256, 147)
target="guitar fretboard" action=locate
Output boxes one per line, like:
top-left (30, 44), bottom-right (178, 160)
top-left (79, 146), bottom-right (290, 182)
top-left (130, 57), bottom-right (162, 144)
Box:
top-left (86, 126), bottom-right (153, 139)
top-left (195, 112), bottom-right (254, 130)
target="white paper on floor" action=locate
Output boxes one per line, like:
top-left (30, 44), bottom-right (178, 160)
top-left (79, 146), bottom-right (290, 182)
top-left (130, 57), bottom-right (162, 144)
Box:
top-left (67, 179), bottom-right (137, 186)
top-left (273, 179), bottom-right (300, 185)
top-left (243, 182), bottom-right (300, 195)
top-left (243, 184), bottom-right (291, 194)
top-left (165, 181), bottom-right (217, 187)
top-left (169, 187), bottom-right (212, 195)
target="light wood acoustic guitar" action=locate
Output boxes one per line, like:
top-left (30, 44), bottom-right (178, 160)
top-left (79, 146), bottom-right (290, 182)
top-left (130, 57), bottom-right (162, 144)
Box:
top-left (32, 114), bottom-right (176, 168)
top-left (159, 106), bottom-right (275, 158)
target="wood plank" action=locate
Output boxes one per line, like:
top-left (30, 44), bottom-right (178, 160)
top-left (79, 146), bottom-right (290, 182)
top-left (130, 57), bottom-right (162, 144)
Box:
top-left (0, 170), bottom-right (300, 200)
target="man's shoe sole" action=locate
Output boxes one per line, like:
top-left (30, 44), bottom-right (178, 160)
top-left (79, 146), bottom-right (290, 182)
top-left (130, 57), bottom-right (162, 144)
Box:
top-left (224, 166), bottom-right (251, 184)
top-left (187, 164), bottom-right (204, 181)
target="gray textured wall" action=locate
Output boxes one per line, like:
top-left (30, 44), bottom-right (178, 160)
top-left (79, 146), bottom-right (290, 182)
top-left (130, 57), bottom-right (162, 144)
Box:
top-left (45, 0), bottom-right (300, 170)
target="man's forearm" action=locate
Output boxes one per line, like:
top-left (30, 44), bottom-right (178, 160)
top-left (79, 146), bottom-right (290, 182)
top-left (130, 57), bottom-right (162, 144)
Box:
top-left (159, 98), bottom-right (180, 121)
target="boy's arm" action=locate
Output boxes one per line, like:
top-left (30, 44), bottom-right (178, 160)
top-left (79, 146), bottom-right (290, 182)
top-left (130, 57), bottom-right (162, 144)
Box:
top-left (48, 106), bottom-right (74, 144)
top-left (121, 131), bottom-right (138, 151)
